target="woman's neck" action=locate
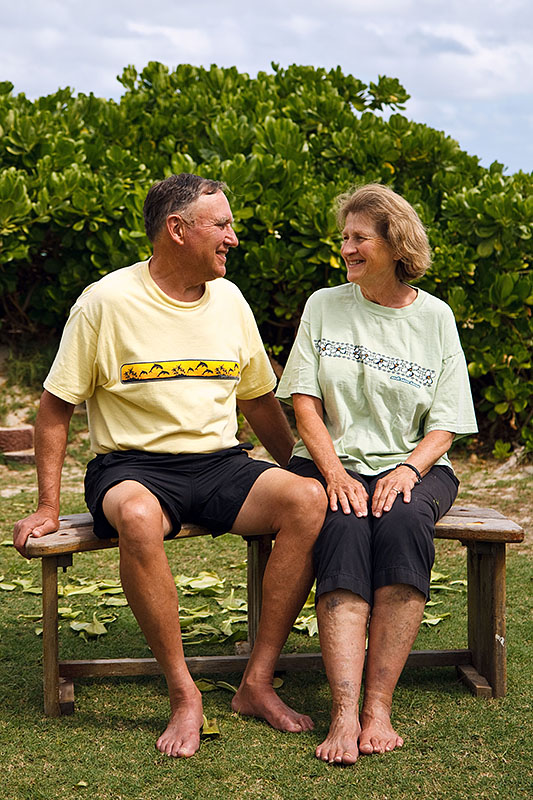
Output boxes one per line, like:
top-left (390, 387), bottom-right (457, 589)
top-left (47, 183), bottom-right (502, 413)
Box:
top-left (358, 278), bottom-right (417, 308)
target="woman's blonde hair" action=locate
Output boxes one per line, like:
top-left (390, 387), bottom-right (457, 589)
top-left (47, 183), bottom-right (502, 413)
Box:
top-left (336, 184), bottom-right (431, 281)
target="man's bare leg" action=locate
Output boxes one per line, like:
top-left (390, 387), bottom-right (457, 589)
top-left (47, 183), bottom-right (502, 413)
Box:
top-left (230, 469), bottom-right (327, 732)
top-left (315, 589), bottom-right (370, 764)
top-left (102, 481), bottom-right (203, 758)
top-left (359, 583), bottom-right (426, 755)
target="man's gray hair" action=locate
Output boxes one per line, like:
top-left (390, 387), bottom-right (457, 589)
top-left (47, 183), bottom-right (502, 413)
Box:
top-left (143, 173), bottom-right (226, 242)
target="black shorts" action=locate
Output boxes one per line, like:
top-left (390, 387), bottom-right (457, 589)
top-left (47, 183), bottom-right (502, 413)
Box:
top-left (288, 456), bottom-right (459, 605)
top-left (84, 445), bottom-right (276, 540)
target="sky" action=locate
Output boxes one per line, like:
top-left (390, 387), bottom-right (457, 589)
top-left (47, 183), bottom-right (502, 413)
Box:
top-left (2, 0), bottom-right (532, 174)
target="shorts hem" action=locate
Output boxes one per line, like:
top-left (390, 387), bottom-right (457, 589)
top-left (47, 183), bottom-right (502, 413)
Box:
top-left (373, 567), bottom-right (431, 600)
top-left (315, 573), bottom-right (372, 606)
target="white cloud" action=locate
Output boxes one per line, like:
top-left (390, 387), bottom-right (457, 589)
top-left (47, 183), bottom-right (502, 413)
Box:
top-left (0, 0), bottom-right (531, 172)
top-left (127, 22), bottom-right (212, 58)
top-left (281, 15), bottom-right (323, 37)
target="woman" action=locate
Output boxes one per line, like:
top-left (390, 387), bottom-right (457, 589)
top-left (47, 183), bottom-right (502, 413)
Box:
top-left (277, 184), bottom-right (477, 765)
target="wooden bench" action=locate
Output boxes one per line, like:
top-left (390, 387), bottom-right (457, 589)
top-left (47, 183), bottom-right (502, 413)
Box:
top-left (22, 505), bottom-right (524, 716)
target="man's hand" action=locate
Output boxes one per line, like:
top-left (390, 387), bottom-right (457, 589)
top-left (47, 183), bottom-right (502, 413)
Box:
top-left (13, 506), bottom-right (60, 557)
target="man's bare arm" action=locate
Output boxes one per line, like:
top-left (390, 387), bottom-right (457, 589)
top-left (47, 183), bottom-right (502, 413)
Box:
top-left (13, 390), bottom-right (75, 556)
top-left (237, 391), bottom-right (295, 467)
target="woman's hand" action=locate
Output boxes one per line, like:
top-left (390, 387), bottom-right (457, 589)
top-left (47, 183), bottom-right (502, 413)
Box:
top-left (292, 394), bottom-right (370, 516)
top-left (371, 466), bottom-right (418, 517)
top-left (326, 469), bottom-right (369, 516)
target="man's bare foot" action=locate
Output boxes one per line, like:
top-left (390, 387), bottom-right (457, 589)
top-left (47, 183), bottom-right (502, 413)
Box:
top-left (359, 702), bottom-right (403, 755)
top-left (232, 681), bottom-right (314, 732)
top-left (315, 711), bottom-right (360, 765)
top-left (156, 687), bottom-right (204, 758)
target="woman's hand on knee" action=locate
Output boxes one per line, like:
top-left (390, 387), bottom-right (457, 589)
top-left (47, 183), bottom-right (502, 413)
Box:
top-left (372, 469), bottom-right (418, 517)
top-left (325, 473), bottom-right (368, 516)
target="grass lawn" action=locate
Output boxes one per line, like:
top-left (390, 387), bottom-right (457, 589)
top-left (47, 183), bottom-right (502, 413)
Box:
top-left (1, 446), bottom-right (531, 800)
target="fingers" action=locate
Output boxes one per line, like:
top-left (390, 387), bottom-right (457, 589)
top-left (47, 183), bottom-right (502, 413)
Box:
top-left (13, 514), bottom-right (59, 556)
top-left (327, 482), bottom-right (369, 517)
top-left (372, 475), bottom-right (416, 517)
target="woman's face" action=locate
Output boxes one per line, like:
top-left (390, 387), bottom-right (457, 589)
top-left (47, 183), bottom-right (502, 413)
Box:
top-left (341, 212), bottom-right (397, 286)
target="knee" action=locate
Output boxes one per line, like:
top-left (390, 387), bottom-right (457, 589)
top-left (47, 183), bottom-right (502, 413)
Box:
top-left (292, 477), bottom-right (328, 527)
top-left (111, 496), bottom-right (165, 545)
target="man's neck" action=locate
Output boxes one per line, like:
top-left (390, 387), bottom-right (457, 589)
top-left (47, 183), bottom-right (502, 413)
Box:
top-left (148, 256), bottom-right (206, 302)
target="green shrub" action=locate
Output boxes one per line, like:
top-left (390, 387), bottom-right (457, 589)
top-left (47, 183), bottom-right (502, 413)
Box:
top-left (0, 64), bottom-right (531, 451)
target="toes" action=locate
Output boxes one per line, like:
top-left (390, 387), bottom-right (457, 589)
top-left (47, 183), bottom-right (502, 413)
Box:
top-left (316, 742), bottom-right (358, 765)
top-left (297, 714), bottom-right (314, 732)
top-left (358, 740), bottom-right (373, 755)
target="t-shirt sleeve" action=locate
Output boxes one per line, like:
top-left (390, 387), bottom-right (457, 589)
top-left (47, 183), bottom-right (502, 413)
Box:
top-left (276, 303), bottom-right (322, 405)
top-left (424, 342), bottom-right (478, 438)
top-left (43, 304), bottom-right (99, 405)
top-left (235, 302), bottom-right (277, 401)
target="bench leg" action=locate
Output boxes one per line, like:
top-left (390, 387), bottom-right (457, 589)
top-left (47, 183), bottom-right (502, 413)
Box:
top-left (42, 557), bottom-right (61, 716)
top-left (461, 541), bottom-right (507, 698)
top-left (42, 555), bottom-right (75, 715)
top-left (246, 535), bottom-right (273, 649)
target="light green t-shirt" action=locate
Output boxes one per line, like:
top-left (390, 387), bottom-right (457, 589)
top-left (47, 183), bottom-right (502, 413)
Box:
top-left (276, 283), bottom-right (478, 475)
top-left (45, 261), bottom-right (276, 455)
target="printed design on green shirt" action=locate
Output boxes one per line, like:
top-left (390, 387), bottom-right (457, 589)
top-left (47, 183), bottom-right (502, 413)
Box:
top-left (314, 338), bottom-right (435, 387)
top-left (120, 359), bottom-right (241, 383)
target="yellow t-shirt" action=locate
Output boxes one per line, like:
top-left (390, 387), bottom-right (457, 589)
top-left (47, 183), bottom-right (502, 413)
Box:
top-left (44, 261), bottom-right (276, 454)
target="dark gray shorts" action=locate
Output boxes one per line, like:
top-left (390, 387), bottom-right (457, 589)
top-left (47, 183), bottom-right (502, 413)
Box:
top-left (288, 456), bottom-right (459, 605)
top-left (84, 444), bottom-right (276, 540)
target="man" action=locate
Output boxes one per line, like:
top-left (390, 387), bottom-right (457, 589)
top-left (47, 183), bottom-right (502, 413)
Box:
top-left (14, 173), bottom-right (326, 758)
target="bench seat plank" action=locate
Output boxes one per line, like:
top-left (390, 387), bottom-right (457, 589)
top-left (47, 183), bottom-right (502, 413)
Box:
top-left (22, 505), bottom-right (525, 558)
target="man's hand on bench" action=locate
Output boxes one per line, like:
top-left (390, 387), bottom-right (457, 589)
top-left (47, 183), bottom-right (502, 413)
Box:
top-left (13, 505), bottom-right (60, 558)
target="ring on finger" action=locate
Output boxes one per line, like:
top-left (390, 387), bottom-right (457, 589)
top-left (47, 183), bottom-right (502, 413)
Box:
top-left (392, 487), bottom-right (401, 494)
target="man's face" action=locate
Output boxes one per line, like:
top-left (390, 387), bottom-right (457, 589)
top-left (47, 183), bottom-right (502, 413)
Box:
top-left (180, 191), bottom-right (239, 281)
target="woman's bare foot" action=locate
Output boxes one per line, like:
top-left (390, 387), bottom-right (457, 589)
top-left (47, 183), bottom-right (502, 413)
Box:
top-left (232, 681), bottom-right (314, 732)
top-left (315, 710), bottom-right (360, 765)
top-left (359, 701), bottom-right (403, 755)
top-left (156, 685), bottom-right (204, 758)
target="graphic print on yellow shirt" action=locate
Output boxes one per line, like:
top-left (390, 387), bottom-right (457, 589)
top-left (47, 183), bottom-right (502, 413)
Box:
top-left (121, 359), bottom-right (241, 383)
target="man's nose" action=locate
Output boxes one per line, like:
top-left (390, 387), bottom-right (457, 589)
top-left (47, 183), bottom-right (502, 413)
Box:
top-left (227, 228), bottom-right (239, 247)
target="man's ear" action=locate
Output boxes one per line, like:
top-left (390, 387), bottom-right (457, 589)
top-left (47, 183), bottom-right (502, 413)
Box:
top-left (166, 213), bottom-right (186, 244)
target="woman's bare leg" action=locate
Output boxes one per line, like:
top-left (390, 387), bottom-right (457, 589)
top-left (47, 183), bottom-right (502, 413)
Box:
top-left (315, 589), bottom-right (370, 764)
top-left (359, 583), bottom-right (426, 755)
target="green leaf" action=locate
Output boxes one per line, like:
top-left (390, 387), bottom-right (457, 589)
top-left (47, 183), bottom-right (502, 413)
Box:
top-left (216, 588), bottom-right (247, 610)
top-left (70, 613), bottom-right (110, 637)
top-left (98, 597), bottom-right (129, 607)
top-left (214, 680), bottom-right (238, 694)
top-left (195, 679), bottom-right (217, 692)
top-left (476, 239), bottom-right (494, 258)
top-left (63, 583), bottom-right (100, 597)
top-left (293, 613), bottom-right (319, 637)
top-left (201, 715), bottom-right (220, 737)
top-left (175, 571), bottom-right (225, 595)
top-left (58, 608), bottom-right (83, 619)
top-left (430, 570), bottom-right (449, 583)
top-left (421, 612), bottom-right (451, 626)
top-left (0, 583), bottom-right (16, 591)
